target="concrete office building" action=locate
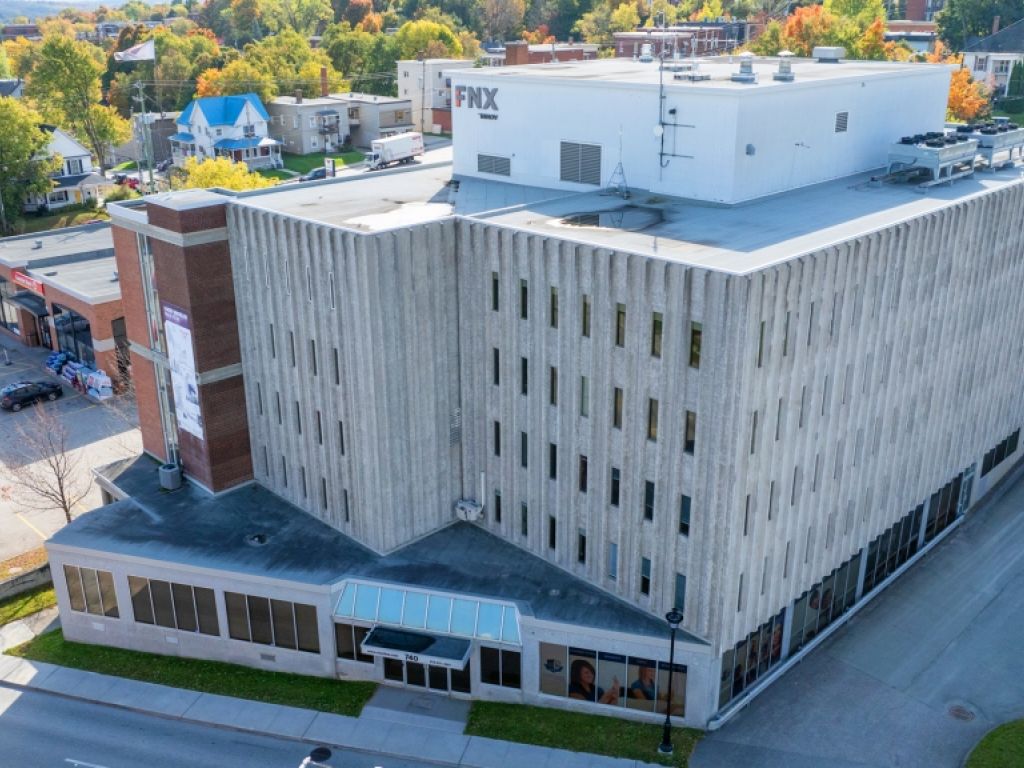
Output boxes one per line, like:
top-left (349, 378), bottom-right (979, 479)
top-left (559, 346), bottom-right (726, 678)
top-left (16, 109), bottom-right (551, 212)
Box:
top-left (48, 56), bottom-right (1024, 729)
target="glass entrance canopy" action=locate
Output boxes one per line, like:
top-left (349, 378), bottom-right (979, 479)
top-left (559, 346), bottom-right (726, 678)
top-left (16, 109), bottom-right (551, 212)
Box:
top-left (334, 580), bottom-right (521, 645)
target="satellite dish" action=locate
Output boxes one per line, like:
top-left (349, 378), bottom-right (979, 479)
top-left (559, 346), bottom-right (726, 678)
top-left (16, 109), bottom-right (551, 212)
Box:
top-left (653, 125), bottom-right (664, 137)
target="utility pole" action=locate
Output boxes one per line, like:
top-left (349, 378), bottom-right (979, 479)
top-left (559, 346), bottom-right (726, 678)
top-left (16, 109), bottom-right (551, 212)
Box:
top-left (417, 51), bottom-right (426, 134)
top-left (0, 144), bottom-right (7, 235)
top-left (133, 81), bottom-right (156, 193)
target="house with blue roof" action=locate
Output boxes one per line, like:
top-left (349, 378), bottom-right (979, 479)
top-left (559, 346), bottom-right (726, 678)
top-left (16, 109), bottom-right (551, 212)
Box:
top-left (169, 93), bottom-right (282, 171)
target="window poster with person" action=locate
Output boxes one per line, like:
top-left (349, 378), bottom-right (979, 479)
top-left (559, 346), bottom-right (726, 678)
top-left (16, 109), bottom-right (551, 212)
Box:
top-left (655, 661), bottom-right (687, 716)
top-left (626, 657), bottom-right (658, 712)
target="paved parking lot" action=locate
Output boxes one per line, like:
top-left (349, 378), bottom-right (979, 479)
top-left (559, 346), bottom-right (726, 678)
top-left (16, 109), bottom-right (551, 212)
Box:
top-left (0, 337), bottom-right (141, 561)
top-left (692, 462), bottom-right (1024, 768)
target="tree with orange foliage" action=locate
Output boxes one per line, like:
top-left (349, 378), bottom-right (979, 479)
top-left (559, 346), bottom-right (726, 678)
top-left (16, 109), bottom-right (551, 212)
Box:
top-left (782, 6), bottom-right (837, 57)
top-left (857, 17), bottom-right (886, 60)
top-left (926, 41), bottom-right (991, 122)
top-left (523, 24), bottom-right (555, 44)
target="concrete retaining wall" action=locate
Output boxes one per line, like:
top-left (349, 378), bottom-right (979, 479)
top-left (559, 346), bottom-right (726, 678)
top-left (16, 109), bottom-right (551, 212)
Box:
top-left (0, 564), bottom-right (52, 602)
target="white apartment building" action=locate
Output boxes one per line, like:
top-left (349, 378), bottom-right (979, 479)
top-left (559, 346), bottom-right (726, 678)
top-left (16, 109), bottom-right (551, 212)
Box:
top-left (398, 58), bottom-right (476, 133)
top-left (49, 55), bottom-right (1024, 730)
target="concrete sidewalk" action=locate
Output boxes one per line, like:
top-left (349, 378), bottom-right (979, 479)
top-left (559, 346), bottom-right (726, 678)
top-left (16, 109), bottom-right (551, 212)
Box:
top-left (0, 616), bottom-right (661, 768)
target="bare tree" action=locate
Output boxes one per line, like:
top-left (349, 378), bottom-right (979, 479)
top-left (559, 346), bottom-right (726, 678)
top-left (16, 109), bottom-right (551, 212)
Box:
top-left (9, 404), bottom-right (91, 525)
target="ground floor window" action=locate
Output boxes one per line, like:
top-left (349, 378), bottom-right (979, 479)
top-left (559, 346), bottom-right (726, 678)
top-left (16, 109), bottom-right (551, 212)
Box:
top-left (128, 575), bottom-right (219, 636)
top-left (63, 565), bottom-right (119, 618)
top-left (719, 607), bottom-right (785, 709)
top-left (480, 645), bottom-right (521, 689)
top-left (789, 552), bottom-right (860, 657)
top-left (0, 278), bottom-right (20, 335)
top-left (225, 591), bottom-right (319, 653)
top-left (539, 643), bottom-right (684, 715)
top-left (335, 622), bottom-right (374, 663)
top-left (982, 430), bottom-right (1019, 477)
top-left (52, 303), bottom-right (95, 367)
top-left (382, 656), bottom-right (471, 693)
top-left (863, 504), bottom-right (923, 594)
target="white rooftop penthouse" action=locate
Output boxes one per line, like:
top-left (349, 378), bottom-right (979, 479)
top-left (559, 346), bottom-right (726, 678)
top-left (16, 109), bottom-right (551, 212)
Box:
top-left (450, 53), bottom-right (953, 204)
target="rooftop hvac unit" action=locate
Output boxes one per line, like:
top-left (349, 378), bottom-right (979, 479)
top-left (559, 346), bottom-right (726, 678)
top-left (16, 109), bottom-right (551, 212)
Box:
top-left (813, 46), bottom-right (845, 63)
top-left (773, 51), bottom-right (795, 82)
top-left (454, 499), bottom-right (483, 522)
top-left (730, 52), bottom-right (756, 84)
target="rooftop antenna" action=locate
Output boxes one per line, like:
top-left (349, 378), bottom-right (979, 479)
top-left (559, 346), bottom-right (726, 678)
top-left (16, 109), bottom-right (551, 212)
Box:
top-left (607, 126), bottom-right (630, 198)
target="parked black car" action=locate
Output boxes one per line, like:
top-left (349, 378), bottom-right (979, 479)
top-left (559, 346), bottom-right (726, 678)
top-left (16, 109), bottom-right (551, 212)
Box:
top-left (299, 167), bottom-right (328, 182)
top-left (0, 381), bottom-right (63, 411)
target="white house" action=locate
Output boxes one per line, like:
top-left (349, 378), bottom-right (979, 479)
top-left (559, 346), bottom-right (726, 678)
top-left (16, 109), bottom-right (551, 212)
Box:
top-left (169, 93), bottom-right (282, 171)
top-left (24, 125), bottom-right (112, 213)
top-left (962, 18), bottom-right (1024, 97)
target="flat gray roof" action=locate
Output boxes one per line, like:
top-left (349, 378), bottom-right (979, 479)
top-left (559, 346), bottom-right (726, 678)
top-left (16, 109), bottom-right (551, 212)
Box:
top-left (228, 155), bottom-right (1024, 275)
top-left (27, 254), bottom-right (121, 304)
top-left (52, 456), bottom-right (698, 641)
top-left (461, 56), bottom-right (949, 92)
top-left (0, 223), bottom-right (113, 269)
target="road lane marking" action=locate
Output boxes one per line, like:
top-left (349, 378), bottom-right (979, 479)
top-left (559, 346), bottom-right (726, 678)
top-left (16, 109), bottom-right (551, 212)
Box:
top-left (15, 512), bottom-right (47, 540)
top-left (65, 759), bottom-right (112, 768)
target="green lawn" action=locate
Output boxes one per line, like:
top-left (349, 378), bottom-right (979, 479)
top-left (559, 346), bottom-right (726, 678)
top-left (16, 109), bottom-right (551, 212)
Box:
top-left (994, 109), bottom-right (1024, 124)
top-left (281, 151), bottom-right (365, 174)
top-left (9, 630), bottom-right (376, 717)
top-left (0, 585), bottom-right (56, 627)
top-left (466, 701), bottom-right (702, 767)
top-left (110, 160), bottom-right (138, 172)
top-left (967, 720), bottom-right (1024, 768)
top-left (11, 209), bottom-right (109, 235)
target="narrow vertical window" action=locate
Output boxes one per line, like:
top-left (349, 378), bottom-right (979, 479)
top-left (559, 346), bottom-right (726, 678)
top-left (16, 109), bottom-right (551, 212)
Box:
top-left (651, 312), bottom-right (663, 358)
top-left (577, 529), bottom-right (587, 563)
top-left (757, 320), bottom-right (765, 367)
top-left (301, 466), bottom-right (308, 498)
top-left (262, 445), bottom-right (269, 475)
top-left (520, 432), bottom-right (528, 468)
top-left (520, 503), bottom-right (528, 536)
top-left (309, 340), bottom-right (317, 376)
top-left (615, 303), bottom-right (626, 346)
top-left (610, 467), bottom-right (621, 507)
top-left (548, 515), bottom-right (556, 549)
top-left (342, 489), bottom-right (350, 522)
top-left (579, 455), bottom-right (588, 493)
top-left (281, 456), bottom-right (288, 487)
top-left (784, 540), bottom-right (791, 578)
top-left (333, 347), bottom-right (340, 385)
top-left (768, 480), bottom-right (775, 520)
top-left (775, 398), bottom-right (783, 441)
top-left (275, 392), bottom-right (281, 425)
top-left (329, 272), bottom-right (336, 310)
top-left (306, 265), bottom-right (312, 300)
top-left (737, 573), bottom-right (744, 612)
top-left (750, 411), bottom-right (758, 455)
top-left (580, 376), bottom-right (589, 417)
top-left (783, 311), bottom-right (791, 356)
top-left (799, 385), bottom-right (806, 428)
top-left (640, 557), bottom-right (651, 595)
top-left (685, 410), bottom-right (697, 454)
top-left (608, 542), bottom-right (618, 580)
top-left (743, 495), bottom-right (750, 536)
top-left (269, 324), bottom-right (276, 358)
top-left (689, 321), bottom-right (703, 368)
top-left (321, 477), bottom-right (328, 511)
top-left (289, 331), bottom-right (295, 367)
top-left (493, 421), bottom-right (501, 456)
top-left (548, 443), bottom-right (557, 480)
top-left (256, 382), bottom-right (263, 415)
top-left (643, 480), bottom-right (655, 521)
top-left (647, 398), bottom-right (659, 441)
top-left (294, 401), bottom-right (302, 434)
top-left (338, 420), bottom-right (345, 455)
top-left (494, 490), bottom-right (502, 522)
top-left (761, 556), bottom-right (769, 595)
top-left (679, 494), bottom-right (691, 536)
top-left (581, 295), bottom-right (591, 337)
top-left (549, 287), bottom-right (558, 328)
top-left (520, 357), bottom-right (528, 395)
top-left (316, 410), bottom-right (323, 445)
top-left (491, 271), bottom-right (499, 311)
top-left (612, 387), bottom-right (623, 429)
top-left (674, 573), bottom-right (686, 613)
top-left (492, 348), bottom-right (500, 386)
top-left (519, 278), bottom-right (528, 319)
top-left (549, 366), bottom-right (557, 405)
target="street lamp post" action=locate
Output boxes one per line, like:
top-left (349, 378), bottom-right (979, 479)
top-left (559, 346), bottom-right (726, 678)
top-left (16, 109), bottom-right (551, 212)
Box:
top-left (658, 608), bottom-right (684, 755)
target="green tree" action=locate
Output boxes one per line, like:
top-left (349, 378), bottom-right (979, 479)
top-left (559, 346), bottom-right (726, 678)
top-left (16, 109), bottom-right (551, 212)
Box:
top-left (937, 0), bottom-right (1024, 51)
top-left (0, 99), bottom-right (61, 235)
top-left (26, 36), bottom-right (131, 172)
top-left (1007, 60), bottom-right (1024, 98)
top-left (394, 19), bottom-right (464, 58)
top-left (0, 46), bottom-right (10, 79)
top-left (360, 34), bottom-right (401, 95)
top-left (573, 1), bottom-right (612, 43)
top-left (197, 59), bottom-right (276, 103)
top-left (322, 22), bottom-right (374, 76)
top-left (279, 0), bottom-right (334, 35)
top-left (824, 0), bottom-right (885, 24)
top-left (173, 156), bottom-right (275, 190)
top-left (480, 0), bottom-right (526, 40)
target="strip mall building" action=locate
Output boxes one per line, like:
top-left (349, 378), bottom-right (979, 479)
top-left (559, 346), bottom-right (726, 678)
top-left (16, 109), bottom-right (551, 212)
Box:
top-left (47, 55), bottom-right (1024, 728)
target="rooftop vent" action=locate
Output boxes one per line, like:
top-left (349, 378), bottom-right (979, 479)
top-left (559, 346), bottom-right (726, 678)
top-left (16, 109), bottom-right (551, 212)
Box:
top-left (813, 46), bottom-right (845, 63)
top-left (33, 240), bottom-right (43, 250)
top-left (773, 50), bottom-right (795, 82)
top-left (731, 51), bottom-right (757, 84)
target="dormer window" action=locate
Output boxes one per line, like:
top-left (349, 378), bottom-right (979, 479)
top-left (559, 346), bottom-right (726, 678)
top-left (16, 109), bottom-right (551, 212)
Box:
top-left (216, 128), bottom-right (222, 136)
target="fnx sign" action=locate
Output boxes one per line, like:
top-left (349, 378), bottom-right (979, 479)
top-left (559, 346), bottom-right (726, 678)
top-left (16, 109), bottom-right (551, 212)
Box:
top-left (454, 85), bottom-right (498, 112)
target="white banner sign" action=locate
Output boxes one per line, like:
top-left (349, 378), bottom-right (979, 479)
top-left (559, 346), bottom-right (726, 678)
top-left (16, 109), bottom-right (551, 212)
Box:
top-left (163, 303), bottom-right (204, 440)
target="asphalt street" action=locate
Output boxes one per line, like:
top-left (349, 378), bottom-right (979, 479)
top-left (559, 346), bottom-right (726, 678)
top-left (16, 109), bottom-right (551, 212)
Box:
top-left (0, 685), bottom-right (436, 768)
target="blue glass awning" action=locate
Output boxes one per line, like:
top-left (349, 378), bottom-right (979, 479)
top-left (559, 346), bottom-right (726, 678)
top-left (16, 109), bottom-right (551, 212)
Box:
top-left (335, 580), bottom-right (521, 645)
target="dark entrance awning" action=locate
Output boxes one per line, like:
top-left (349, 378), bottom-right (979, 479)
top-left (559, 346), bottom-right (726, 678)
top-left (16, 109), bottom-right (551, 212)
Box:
top-left (361, 626), bottom-right (471, 670)
top-left (9, 291), bottom-right (48, 316)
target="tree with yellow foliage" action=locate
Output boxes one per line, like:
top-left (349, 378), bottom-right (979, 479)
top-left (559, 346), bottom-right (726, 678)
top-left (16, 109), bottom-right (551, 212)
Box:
top-left (172, 157), bottom-right (275, 191)
top-left (926, 42), bottom-right (990, 122)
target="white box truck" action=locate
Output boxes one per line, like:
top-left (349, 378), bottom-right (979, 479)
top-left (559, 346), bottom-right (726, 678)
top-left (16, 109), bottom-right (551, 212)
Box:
top-left (366, 132), bottom-right (424, 171)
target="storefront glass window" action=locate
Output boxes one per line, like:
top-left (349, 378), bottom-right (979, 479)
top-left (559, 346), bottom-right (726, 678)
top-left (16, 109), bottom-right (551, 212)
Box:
top-left (52, 302), bottom-right (95, 367)
top-left (539, 642), bottom-right (685, 714)
top-left (0, 278), bottom-right (20, 335)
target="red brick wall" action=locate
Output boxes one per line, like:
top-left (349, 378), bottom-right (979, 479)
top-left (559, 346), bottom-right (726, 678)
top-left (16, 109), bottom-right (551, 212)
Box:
top-left (111, 225), bottom-right (149, 350)
top-left (432, 108), bottom-right (452, 133)
top-left (129, 348), bottom-right (168, 462)
top-left (905, 0), bottom-right (926, 20)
